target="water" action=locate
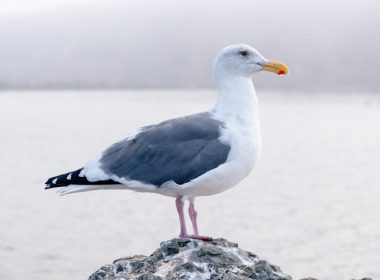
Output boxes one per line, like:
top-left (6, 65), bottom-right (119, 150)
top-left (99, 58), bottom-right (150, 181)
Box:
top-left (0, 90), bottom-right (379, 280)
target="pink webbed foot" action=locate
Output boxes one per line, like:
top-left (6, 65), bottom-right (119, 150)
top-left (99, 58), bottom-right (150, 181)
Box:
top-left (178, 233), bottom-right (213, 241)
top-left (187, 234), bottom-right (213, 241)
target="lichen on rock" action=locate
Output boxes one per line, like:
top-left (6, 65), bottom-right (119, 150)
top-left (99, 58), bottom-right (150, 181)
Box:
top-left (88, 238), bottom-right (291, 280)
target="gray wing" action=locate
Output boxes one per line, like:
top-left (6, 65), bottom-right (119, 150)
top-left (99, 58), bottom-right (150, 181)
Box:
top-left (99, 113), bottom-right (230, 186)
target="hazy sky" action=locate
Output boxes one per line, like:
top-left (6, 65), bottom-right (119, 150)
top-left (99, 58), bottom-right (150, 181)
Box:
top-left (0, 0), bottom-right (93, 17)
top-left (0, 0), bottom-right (379, 91)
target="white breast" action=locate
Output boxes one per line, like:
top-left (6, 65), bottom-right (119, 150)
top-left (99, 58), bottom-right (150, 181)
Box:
top-left (156, 77), bottom-right (262, 199)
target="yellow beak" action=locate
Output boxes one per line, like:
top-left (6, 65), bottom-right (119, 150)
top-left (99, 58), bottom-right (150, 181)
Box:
top-left (260, 60), bottom-right (289, 75)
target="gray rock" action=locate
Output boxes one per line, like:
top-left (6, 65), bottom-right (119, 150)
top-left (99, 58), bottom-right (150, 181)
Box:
top-left (88, 238), bottom-right (372, 280)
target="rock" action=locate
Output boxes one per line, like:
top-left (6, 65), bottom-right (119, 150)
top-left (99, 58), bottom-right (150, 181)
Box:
top-left (88, 238), bottom-right (290, 280)
top-left (88, 238), bottom-right (373, 280)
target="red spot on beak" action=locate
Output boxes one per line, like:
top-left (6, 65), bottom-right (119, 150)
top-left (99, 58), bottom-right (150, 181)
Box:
top-left (277, 70), bottom-right (286, 75)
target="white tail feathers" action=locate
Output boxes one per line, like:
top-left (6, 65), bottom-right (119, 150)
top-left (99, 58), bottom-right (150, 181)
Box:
top-left (57, 184), bottom-right (127, 195)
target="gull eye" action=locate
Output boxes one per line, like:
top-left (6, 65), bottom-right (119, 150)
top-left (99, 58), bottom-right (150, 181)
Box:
top-left (239, 50), bottom-right (248, 57)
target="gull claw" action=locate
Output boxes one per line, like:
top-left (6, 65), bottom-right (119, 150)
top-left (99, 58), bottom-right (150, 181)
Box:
top-left (186, 235), bottom-right (213, 241)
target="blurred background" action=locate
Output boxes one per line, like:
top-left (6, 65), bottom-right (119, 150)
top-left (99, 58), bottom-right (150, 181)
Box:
top-left (0, 0), bottom-right (379, 91)
top-left (0, 0), bottom-right (379, 280)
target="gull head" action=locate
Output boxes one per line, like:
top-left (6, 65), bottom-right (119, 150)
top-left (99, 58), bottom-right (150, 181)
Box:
top-left (213, 44), bottom-right (289, 79)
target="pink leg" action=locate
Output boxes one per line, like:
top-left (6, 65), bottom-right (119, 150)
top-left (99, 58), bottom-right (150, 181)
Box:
top-left (175, 196), bottom-right (188, 237)
top-left (188, 198), bottom-right (212, 241)
top-left (189, 198), bottom-right (199, 236)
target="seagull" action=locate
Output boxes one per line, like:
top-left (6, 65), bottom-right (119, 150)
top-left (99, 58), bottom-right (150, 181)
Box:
top-left (45, 44), bottom-right (288, 240)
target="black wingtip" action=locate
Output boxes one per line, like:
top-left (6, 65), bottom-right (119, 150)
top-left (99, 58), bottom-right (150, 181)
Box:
top-left (44, 168), bottom-right (83, 189)
top-left (45, 168), bottom-right (122, 190)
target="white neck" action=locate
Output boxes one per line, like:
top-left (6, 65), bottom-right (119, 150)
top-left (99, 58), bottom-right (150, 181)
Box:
top-left (211, 73), bottom-right (259, 127)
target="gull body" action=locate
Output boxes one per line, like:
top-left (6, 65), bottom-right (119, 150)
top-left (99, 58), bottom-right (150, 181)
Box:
top-left (45, 44), bottom-right (288, 239)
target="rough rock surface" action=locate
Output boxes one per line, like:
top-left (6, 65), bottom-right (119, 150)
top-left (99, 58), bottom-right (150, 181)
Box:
top-left (88, 238), bottom-right (372, 280)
